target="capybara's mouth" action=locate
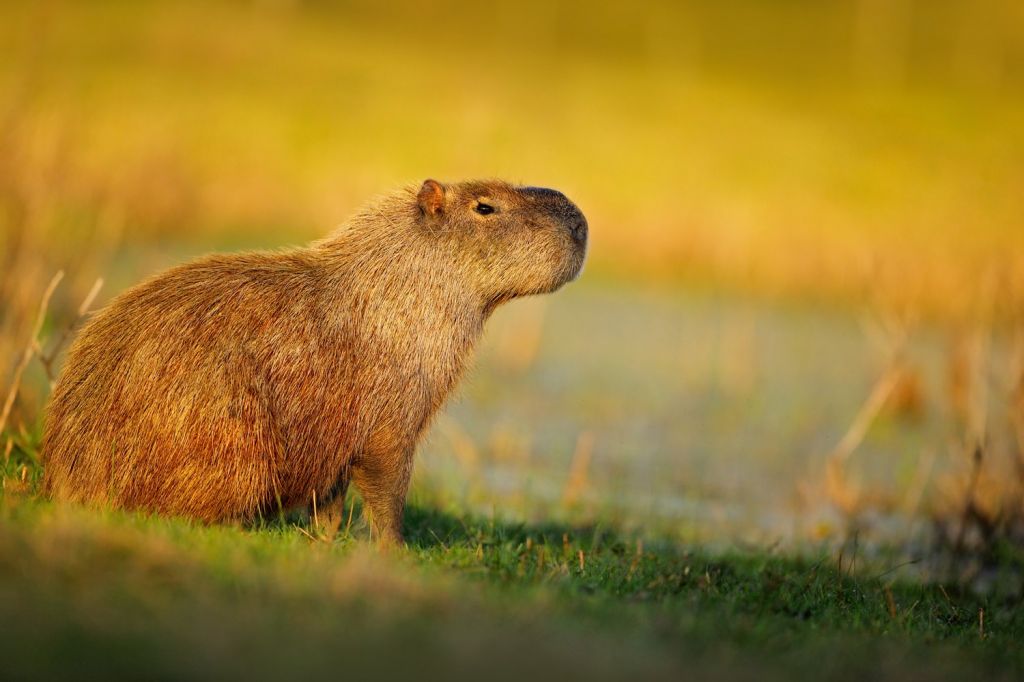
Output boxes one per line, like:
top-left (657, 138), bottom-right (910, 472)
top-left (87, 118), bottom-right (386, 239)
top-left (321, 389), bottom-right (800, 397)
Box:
top-left (565, 234), bottom-right (588, 283)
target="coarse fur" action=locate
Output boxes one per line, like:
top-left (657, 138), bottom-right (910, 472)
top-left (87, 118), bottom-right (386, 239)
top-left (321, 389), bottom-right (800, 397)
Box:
top-left (41, 179), bottom-right (587, 544)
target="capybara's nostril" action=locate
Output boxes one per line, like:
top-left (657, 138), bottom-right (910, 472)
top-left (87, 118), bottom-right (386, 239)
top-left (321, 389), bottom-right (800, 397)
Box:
top-left (571, 219), bottom-right (588, 244)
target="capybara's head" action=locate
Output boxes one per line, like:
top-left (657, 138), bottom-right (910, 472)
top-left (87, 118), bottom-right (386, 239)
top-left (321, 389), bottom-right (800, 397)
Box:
top-left (415, 178), bottom-right (588, 305)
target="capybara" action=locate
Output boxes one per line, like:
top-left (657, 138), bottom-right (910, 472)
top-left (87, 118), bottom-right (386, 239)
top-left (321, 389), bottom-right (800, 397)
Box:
top-left (42, 179), bottom-right (588, 544)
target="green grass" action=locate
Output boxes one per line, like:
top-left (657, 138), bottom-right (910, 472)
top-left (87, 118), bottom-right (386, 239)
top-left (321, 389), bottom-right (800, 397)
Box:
top-left (1, 487), bottom-right (1021, 681)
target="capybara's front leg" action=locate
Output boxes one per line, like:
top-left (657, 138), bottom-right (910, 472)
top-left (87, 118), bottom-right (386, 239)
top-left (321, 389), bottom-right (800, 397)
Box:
top-left (351, 448), bottom-right (412, 547)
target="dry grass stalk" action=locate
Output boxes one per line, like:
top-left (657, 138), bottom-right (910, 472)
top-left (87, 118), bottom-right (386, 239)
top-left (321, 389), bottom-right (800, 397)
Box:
top-left (301, 489), bottom-right (341, 544)
top-left (344, 494), bottom-right (356, 537)
top-left (817, 305), bottom-right (923, 516)
top-left (884, 586), bottom-right (897, 619)
top-left (946, 307), bottom-right (996, 558)
top-left (624, 541), bottom-right (645, 582)
top-left (966, 329), bottom-right (991, 451)
top-left (831, 367), bottom-right (903, 470)
top-left (0, 270), bottom-right (63, 437)
top-left (884, 364), bottom-right (925, 420)
top-left (901, 448), bottom-right (936, 515)
top-left (435, 415), bottom-right (480, 474)
top-left (36, 277), bottom-right (103, 386)
top-left (930, 285), bottom-right (1024, 579)
top-left (487, 423), bottom-right (533, 465)
top-left (562, 430), bottom-right (594, 508)
top-left (1010, 323), bottom-right (1024, 472)
top-left (295, 526), bottom-right (317, 543)
top-left (824, 365), bottom-right (902, 514)
top-left (950, 444), bottom-right (986, 559)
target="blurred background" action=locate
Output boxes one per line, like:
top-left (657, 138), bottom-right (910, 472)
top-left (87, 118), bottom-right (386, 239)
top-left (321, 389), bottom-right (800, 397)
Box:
top-left (2, 0), bottom-right (1023, 559)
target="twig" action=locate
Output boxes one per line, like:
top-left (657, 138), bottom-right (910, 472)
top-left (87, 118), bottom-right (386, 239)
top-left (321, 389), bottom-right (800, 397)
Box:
top-left (0, 270), bottom-right (63, 436)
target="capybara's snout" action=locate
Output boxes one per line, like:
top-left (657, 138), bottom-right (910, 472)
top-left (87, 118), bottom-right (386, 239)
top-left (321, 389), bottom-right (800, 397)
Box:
top-left (569, 213), bottom-right (588, 246)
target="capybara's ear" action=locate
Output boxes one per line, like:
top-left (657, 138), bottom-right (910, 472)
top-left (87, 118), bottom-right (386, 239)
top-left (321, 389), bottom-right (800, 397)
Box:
top-left (417, 179), bottom-right (446, 217)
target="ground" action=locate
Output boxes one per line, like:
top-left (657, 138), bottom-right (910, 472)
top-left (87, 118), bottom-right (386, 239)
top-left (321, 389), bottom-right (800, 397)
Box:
top-left (1, 487), bottom-right (1021, 681)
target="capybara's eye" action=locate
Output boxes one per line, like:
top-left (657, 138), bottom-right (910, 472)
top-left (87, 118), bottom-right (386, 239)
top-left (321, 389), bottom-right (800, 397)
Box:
top-left (475, 202), bottom-right (495, 215)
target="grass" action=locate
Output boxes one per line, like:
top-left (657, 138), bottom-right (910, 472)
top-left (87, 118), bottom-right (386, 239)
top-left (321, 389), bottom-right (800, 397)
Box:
top-left (1, 488), bottom-right (1022, 681)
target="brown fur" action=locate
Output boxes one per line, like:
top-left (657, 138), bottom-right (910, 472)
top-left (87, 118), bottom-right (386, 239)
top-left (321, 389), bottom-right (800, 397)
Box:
top-left (41, 179), bottom-right (587, 544)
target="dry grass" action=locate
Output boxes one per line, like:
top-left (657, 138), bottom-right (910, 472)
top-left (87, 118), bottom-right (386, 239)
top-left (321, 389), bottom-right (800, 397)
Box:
top-left (1, 1), bottom-right (1023, 321)
top-left (802, 295), bottom-right (1024, 578)
top-left (0, 117), bottom-right (124, 433)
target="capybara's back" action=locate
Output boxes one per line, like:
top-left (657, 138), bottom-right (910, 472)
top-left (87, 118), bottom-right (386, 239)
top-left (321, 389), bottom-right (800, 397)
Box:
top-left (44, 252), bottom-right (335, 521)
top-left (43, 179), bottom-right (588, 541)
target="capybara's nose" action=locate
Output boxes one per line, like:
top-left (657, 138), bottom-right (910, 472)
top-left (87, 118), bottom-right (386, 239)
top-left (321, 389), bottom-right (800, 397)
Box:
top-left (570, 218), bottom-right (588, 245)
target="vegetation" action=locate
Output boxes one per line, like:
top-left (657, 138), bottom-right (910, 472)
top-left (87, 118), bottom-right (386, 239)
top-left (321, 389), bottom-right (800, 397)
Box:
top-left (2, 0), bottom-right (1023, 330)
top-left (2, 0), bottom-right (1023, 678)
top-left (1, 489), bottom-right (1022, 681)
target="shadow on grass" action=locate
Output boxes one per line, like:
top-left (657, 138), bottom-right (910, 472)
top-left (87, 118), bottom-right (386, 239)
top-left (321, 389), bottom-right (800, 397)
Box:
top-left (249, 497), bottom-right (636, 555)
top-left (403, 502), bottom-right (618, 552)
